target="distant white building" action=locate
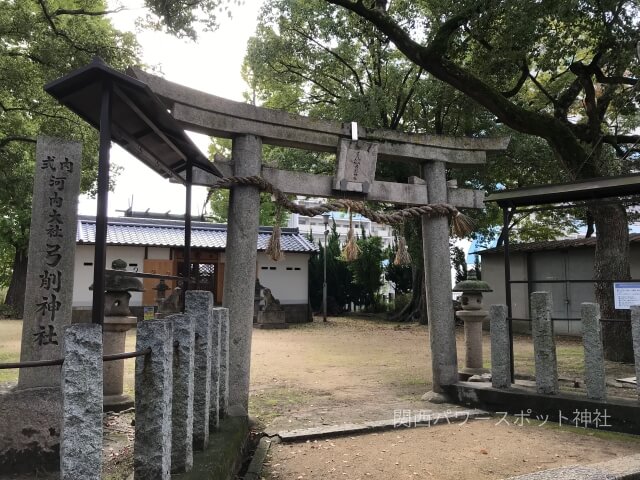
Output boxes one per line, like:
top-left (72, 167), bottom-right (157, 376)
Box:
top-left (287, 198), bottom-right (394, 248)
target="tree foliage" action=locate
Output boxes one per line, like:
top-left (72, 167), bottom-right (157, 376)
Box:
top-left (349, 232), bottom-right (385, 307)
top-left (84, 0), bottom-right (639, 359)
top-left (318, 0), bottom-right (639, 359)
top-left (0, 0), bottom-right (138, 313)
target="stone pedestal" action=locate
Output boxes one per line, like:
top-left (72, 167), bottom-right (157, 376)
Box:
top-left (255, 310), bottom-right (288, 329)
top-left (457, 310), bottom-right (489, 376)
top-left (0, 387), bottom-right (62, 473)
top-left (103, 315), bottom-right (136, 410)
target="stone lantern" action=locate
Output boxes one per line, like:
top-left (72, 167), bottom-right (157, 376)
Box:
top-left (91, 259), bottom-right (144, 410)
top-left (453, 270), bottom-right (492, 377)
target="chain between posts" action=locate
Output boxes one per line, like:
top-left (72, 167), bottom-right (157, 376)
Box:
top-left (0, 347), bottom-right (152, 370)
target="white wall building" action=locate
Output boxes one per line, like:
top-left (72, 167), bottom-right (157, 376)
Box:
top-left (73, 215), bottom-right (318, 323)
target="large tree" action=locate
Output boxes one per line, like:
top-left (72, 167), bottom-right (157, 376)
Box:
top-left (0, 0), bottom-right (138, 316)
top-left (320, 0), bottom-right (640, 361)
top-left (242, 0), bottom-right (581, 322)
top-left (140, 0), bottom-right (639, 359)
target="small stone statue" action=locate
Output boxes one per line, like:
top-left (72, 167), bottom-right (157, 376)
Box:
top-left (158, 286), bottom-right (182, 314)
top-left (262, 288), bottom-right (283, 312)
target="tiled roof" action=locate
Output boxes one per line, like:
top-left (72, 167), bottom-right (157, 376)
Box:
top-left (477, 233), bottom-right (640, 255)
top-left (76, 216), bottom-right (319, 253)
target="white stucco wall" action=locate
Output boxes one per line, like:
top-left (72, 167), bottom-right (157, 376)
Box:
top-left (73, 245), bottom-right (170, 307)
top-left (256, 252), bottom-right (309, 305)
top-left (74, 245), bottom-right (310, 307)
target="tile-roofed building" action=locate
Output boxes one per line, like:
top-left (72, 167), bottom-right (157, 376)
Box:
top-left (72, 215), bottom-right (317, 324)
top-left (475, 233), bottom-right (640, 255)
top-left (76, 215), bottom-right (318, 252)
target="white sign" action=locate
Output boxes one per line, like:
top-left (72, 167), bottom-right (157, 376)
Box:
top-left (613, 282), bottom-right (640, 309)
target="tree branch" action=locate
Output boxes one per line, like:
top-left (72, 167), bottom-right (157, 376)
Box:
top-left (51, 7), bottom-right (125, 16)
top-left (602, 134), bottom-right (640, 144)
top-left (570, 61), bottom-right (600, 144)
top-left (37, 0), bottom-right (102, 56)
top-left (289, 26), bottom-right (366, 97)
top-left (0, 136), bottom-right (37, 149)
top-left (324, 0), bottom-right (592, 175)
top-left (501, 58), bottom-right (529, 98)
top-left (272, 61), bottom-right (343, 100)
top-left (392, 67), bottom-right (423, 129)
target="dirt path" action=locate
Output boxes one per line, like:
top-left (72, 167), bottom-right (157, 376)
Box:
top-left (250, 318), bottom-right (439, 431)
top-left (1, 316), bottom-right (638, 479)
top-left (249, 316), bottom-right (635, 432)
top-left (264, 421), bottom-right (640, 479)
top-left (252, 317), bottom-right (640, 479)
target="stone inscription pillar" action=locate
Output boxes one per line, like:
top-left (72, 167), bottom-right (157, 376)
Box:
top-left (19, 136), bottom-right (82, 389)
top-left (60, 324), bottom-right (103, 480)
top-left (223, 135), bottom-right (262, 416)
top-left (421, 160), bottom-right (458, 392)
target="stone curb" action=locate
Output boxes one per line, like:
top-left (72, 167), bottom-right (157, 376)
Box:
top-left (266, 409), bottom-right (490, 443)
top-left (505, 453), bottom-right (640, 480)
top-left (243, 437), bottom-right (272, 480)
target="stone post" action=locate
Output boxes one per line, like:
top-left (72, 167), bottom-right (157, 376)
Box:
top-left (581, 303), bottom-right (606, 401)
top-left (530, 292), bottom-right (559, 395)
top-left (60, 324), bottom-right (103, 480)
top-left (214, 307), bottom-right (230, 419)
top-left (134, 319), bottom-right (173, 480)
top-left (185, 291), bottom-right (214, 450)
top-left (421, 160), bottom-right (458, 393)
top-left (169, 314), bottom-right (195, 473)
top-left (19, 136), bottom-right (82, 389)
top-left (490, 305), bottom-right (511, 389)
top-left (630, 306), bottom-right (640, 399)
top-left (223, 135), bottom-right (262, 416)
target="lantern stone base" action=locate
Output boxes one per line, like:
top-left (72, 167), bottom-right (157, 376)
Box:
top-left (457, 310), bottom-right (488, 378)
top-left (103, 316), bottom-right (137, 411)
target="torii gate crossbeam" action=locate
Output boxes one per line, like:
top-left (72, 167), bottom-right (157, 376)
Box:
top-left (132, 67), bottom-right (510, 412)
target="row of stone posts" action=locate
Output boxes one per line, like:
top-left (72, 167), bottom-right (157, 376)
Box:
top-left (490, 291), bottom-right (640, 402)
top-left (59, 291), bottom-right (229, 479)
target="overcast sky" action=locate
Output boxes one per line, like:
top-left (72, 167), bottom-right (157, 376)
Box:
top-left (78, 2), bottom-right (263, 217)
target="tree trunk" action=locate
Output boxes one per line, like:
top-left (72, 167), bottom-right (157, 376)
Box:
top-left (390, 265), bottom-right (427, 322)
top-left (592, 203), bottom-right (634, 362)
top-left (4, 247), bottom-right (28, 318)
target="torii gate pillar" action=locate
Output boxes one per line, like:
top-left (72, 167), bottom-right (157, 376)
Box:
top-left (422, 160), bottom-right (459, 393)
top-left (222, 134), bottom-right (262, 416)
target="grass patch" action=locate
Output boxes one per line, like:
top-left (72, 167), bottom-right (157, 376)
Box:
top-left (0, 320), bottom-right (21, 384)
top-left (249, 386), bottom-right (315, 426)
top-left (527, 416), bottom-right (640, 443)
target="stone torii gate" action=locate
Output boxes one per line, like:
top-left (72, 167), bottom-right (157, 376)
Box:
top-left (131, 68), bottom-right (509, 415)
